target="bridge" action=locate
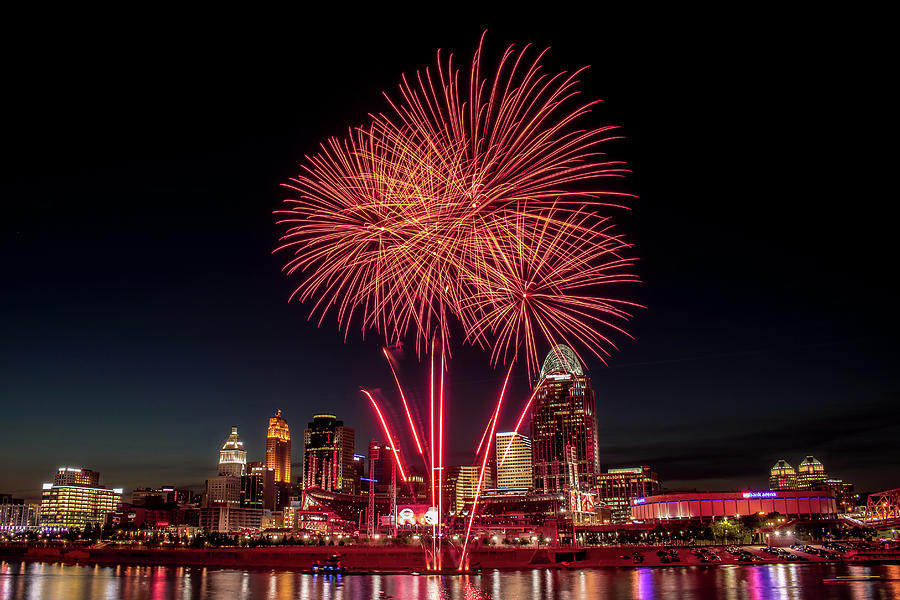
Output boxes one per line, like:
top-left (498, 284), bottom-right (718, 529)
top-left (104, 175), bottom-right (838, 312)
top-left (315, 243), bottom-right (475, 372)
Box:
top-left (864, 488), bottom-right (900, 530)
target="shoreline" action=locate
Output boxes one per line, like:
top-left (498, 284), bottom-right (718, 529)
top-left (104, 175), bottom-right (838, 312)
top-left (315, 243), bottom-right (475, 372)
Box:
top-left (2, 543), bottom-right (895, 572)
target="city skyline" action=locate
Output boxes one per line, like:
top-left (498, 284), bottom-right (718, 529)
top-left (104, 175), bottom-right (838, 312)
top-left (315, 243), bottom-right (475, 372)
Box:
top-left (2, 20), bottom-right (897, 502)
top-left (0, 344), bottom-right (883, 546)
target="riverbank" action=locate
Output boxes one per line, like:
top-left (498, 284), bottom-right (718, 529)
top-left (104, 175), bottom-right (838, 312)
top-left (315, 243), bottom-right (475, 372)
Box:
top-left (4, 543), bottom-right (894, 571)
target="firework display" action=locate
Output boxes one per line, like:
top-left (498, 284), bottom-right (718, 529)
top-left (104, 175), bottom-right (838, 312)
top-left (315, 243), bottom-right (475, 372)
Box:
top-left (275, 33), bottom-right (638, 374)
top-left (275, 33), bottom-right (638, 571)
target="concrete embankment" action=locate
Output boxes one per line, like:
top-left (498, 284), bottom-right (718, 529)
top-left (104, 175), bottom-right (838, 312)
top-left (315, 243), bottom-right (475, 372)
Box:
top-left (0, 544), bottom-right (846, 571)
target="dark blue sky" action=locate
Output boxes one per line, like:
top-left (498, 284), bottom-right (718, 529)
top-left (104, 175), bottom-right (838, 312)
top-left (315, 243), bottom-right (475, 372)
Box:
top-left (2, 12), bottom-right (896, 501)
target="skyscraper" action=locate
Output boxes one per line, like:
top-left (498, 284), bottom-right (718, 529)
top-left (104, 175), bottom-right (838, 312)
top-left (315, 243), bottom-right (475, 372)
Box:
top-left (218, 426), bottom-right (247, 477)
top-left (448, 465), bottom-right (480, 515)
top-left (266, 409), bottom-right (292, 484)
top-left (530, 345), bottom-right (600, 494)
top-left (302, 415), bottom-right (355, 493)
top-left (769, 459), bottom-right (798, 491)
top-left (494, 432), bottom-right (532, 489)
top-left (797, 455), bottom-right (828, 490)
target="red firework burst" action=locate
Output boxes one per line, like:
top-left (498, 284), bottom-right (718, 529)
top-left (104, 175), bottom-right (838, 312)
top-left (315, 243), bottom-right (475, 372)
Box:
top-left (275, 33), bottom-right (638, 368)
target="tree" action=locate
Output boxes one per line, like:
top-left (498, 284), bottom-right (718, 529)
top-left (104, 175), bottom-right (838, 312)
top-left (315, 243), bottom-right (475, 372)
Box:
top-left (710, 519), bottom-right (746, 545)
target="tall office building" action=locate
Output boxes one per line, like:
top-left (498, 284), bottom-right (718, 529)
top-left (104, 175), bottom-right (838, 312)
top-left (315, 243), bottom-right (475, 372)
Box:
top-left (797, 455), bottom-right (828, 490)
top-left (769, 459), bottom-right (798, 491)
top-left (494, 432), bottom-right (532, 489)
top-left (218, 426), bottom-right (247, 477)
top-left (39, 468), bottom-right (122, 528)
top-left (530, 345), bottom-right (600, 494)
top-left (266, 410), bottom-right (292, 484)
top-left (448, 465), bottom-right (481, 515)
top-left (303, 415), bottom-right (355, 493)
top-left (241, 464), bottom-right (276, 511)
top-left (597, 466), bottom-right (660, 523)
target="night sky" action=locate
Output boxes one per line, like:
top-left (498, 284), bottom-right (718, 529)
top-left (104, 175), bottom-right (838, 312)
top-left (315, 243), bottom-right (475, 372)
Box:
top-left (2, 12), bottom-right (896, 502)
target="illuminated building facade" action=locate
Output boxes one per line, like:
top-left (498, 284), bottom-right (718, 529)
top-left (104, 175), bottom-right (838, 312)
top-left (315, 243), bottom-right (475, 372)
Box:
top-left (597, 466), bottom-right (660, 523)
top-left (494, 432), bottom-right (532, 489)
top-left (824, 479), bottom-right (856, 514)
top-left (218, 426), bottom-right (247, 477)
top-left (530, 345), bottom-right (600, 494)
top-left (266, 409), bottom-right (292, 484)
top-left (631, 490), bottom-right (838, 523)
top-left (199, 505), bottom-right (263, 532)
top-left (0, 502), bottom-right (39, 528)
top-left (449, 465), bottom-right (480, 515)
top-left (54, 467), bottom-right (101, 487)
top-left (797, 455), bottom-right (828, 490)
top-left (303, 415), bottom-right (355, 493)
top-left (39, 468), bottom-right (122, 528)
top-left (769, 459), bottom-right (798, 491)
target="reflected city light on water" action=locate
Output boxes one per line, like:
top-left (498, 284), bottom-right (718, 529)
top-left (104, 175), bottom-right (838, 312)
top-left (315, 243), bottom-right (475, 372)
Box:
top-left (0, 561), bottom-right (896, 599)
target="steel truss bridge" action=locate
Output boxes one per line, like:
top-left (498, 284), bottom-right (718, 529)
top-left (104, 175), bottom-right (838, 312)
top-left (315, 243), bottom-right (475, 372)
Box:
top-left (865, 488), bottom-right (900, 530)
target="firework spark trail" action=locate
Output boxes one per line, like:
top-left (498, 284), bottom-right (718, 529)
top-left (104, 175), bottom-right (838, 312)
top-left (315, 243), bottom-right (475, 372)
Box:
top-left (382, 347), bottom-right (426, 459)
top-left (429, 337), bottom-right (437, 566)
top-left (458, 362), bottom-right (514, 571)
top-left (473, 413), bottom-right (493, 458)
top-left (361, 389), bottom-right (408, 482)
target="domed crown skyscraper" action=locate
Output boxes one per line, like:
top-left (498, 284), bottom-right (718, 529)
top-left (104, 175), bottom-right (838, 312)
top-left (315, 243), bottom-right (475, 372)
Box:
top-left (797, 455), bottom-right (827, 490)
top-left (218, 426), bottom-right (247, 477)
top-left (769, 459), bottom-right (797, 490)
top-left (530, 344), bottom-right (600, 494)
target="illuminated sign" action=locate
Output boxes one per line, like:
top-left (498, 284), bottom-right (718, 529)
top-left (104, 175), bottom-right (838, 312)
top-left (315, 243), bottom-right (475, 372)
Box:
top-left (742, 491), bottom-right (777, 498)
top-left (633, 498), bottom-right (646, 504)
top-left (569, 491), bottom-right (597, 512)
top-left (396, 505), bottom-right (439, 526)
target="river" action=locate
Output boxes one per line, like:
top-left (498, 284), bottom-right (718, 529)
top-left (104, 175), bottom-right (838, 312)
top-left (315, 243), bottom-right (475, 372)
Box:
top-left (2, 561), bottom-right (898, 599)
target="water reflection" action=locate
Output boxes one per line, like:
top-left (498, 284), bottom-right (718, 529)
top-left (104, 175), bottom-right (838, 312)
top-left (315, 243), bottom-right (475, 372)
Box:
top-left (0, 561), bottom-right (896, 599)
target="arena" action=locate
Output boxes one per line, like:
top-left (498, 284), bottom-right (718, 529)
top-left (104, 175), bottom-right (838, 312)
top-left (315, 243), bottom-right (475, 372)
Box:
top-left (631, 490), bottom-right (837, 523)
